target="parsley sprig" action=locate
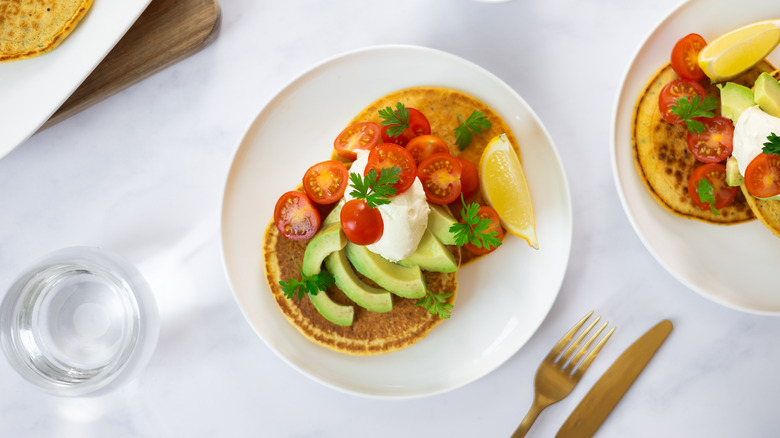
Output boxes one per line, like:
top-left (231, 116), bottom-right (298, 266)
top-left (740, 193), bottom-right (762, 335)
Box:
top-left (670, 95), bottom-right (718, 135)
top-left (449, 195), bottom-right (503, 251)
top-left (279, 266), bottom-right (335, 300)
top-left (349, 167), bottom-right (401, 208)
top-left (454, 110), bottom-right (492, 150)
top-left (696, 178), bottom-right (719, 215)
top-left (415, 288), bottom-right (453, 319)
top-left (763, 132), bottom-right (780, 156)
top-left (378, 103), bottom-right (410, 139)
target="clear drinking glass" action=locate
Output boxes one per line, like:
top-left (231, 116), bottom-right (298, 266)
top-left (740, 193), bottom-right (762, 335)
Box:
top-left (0, 247), bottom-right (159, 396)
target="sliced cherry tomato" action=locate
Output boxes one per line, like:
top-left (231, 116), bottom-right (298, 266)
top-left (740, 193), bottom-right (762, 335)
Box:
top-left (417, 153), bottom-right (462, 204)
top-left (340, 199), bottom-right (383, 245)
top-left (302, 160), bottom-right (349, 204)
top-left (658, 79), bottom-right (707, 125)
top-left (688, 163), bottom-right (739, 211)
top-left (671, 33), bottom-right (707, 81)
top-left (744, 153), bottom-right (780, 198)
top-left (381, 107), bottom-right (431, 146)
top-left (334, 122), bottom-right (381, 161)
top-left (274, 191), bottom-right (321, 241)
top-left (406, 135), bottom-right (449, 164)
top-left (365, 143), bottom-right (417, 195)
top-left (456, 156), bottom-right (479, 198)
top-left (463, 206), bottom-right (504, 256)
top-left (686, 116), bottom-right (734, 163)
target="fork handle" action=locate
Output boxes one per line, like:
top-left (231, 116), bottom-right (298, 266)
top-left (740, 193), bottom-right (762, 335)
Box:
top-left (512, 398), bottom-right (546, 438)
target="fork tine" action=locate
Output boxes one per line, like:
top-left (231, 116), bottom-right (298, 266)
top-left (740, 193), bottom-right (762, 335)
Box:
top-left (565, 321), bottom-right (608, 372)
top-left (548, 311), bottom-right (594, 360)
top-left (559, 316), bottom-right (601, 366)
top-left (572, 326), bottom-right (616, 378)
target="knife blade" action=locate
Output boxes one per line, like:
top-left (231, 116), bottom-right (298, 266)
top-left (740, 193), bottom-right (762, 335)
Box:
top-left (555, 319), bottom-right (673, 438)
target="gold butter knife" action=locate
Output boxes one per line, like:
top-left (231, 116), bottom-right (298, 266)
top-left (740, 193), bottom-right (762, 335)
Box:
top-left (555, 319), bottom-right (673, 438)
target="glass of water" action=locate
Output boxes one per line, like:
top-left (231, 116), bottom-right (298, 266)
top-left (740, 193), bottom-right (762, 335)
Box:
top-left (0, 247), bottom-right (159, 396)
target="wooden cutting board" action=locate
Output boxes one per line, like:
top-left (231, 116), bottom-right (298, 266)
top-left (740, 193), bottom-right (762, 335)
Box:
top-left (41, 0), bottom-right (221, 130)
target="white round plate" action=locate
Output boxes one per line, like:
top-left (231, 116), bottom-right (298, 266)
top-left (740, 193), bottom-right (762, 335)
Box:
top-left (221, 45), bottom-right (572, 398)
top-left (612, 0), bottom-right (780, 315)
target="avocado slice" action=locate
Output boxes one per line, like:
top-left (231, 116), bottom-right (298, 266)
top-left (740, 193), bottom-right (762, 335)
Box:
top-left (322, 199), bottom-right (344, 226)
top-left (719, 82), bottom-right (755, 122)
top-left (301, 222), bottom-right (354, 326)
top-left (754, 72), bottom-right (780, 118)
top-left (345, 242), bottom-right (426, 299)
top-left (325, 250), bottom-right (393, 313)
top-left (725, 156), bottom-right (743, 187)
top-left (398, 229), bottom-right (458, 273)
top-left (427, 203), bottom-right (458, 245)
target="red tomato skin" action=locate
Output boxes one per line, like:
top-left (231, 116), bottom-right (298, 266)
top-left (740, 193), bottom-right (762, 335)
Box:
top-left (686, 116), bottom-right (734, 163)
top-left (658, 79), bottom-right (707, 124)
top-left (334, 122), bottom-right (382, 161)
top-left (406, 135), bottom-right (450, 164)
top-left (381, 108), bottom-right (431, 146)
top-left (745, 153), bottom-right (780, 198)
top-left (688, 163), bottom-right (739, 210)
top-left (340, 199), bottom-right (384, 245)
top-left (274, 191), bottom-right (321, 241)
top-left (456, 157), bottom-right (479, 198)
top-left (417, 153), bottom-right (462, 205)
top-left (463, 206), bottom-right (504, 255)
top-left (365, 143), bottom-right (417, 195)
top-left (671, 33), bottom-right (707, 81)
top-left (302, 160), bottom-right (349, 204)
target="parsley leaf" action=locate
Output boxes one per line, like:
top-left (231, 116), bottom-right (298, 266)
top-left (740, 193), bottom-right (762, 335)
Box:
top-left (670, 95), bottom-right (718, 135)
top-left (378, 102), bottom-right (410, 139)
top-left (348, 167), bottom-right (401, 208)
top-left (448, 195), bottom-right (503, 250)
top-left (762, 132), bottom-right (780, 156)
top-left (454, 110), bottom-right (492, 151)
top-left (279, 266), bottom-right (335, 300)
top-left (415, 288), bottom-right (453, 319)
top-left (696, 178), bottom-right (719, 215)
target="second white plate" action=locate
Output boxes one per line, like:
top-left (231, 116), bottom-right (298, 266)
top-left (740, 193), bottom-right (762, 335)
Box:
top-left (221, 45), bottom-right (572, 398)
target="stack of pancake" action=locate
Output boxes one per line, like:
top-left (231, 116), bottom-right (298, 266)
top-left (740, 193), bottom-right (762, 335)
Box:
top-left (0, 0), bottom-right (94, 62)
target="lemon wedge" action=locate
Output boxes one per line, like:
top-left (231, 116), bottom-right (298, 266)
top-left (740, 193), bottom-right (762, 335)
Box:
top-left (479, 134), bottom-right (538, 249)
top-left (698, 20), bottom-right (780, 81)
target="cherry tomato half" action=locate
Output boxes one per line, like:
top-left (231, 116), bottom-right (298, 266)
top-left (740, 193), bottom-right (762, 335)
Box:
top-left (671, 33), bottom-right (707, 81)
top-left (658, 79), bottom-right (707, 125)
top-left (417, 153), bottom-right (462, 204)
top-left (365, 143), bottom-right (417, 195)
top-left (274, 191), bottom-right (321, 241)
top-left (340, 199), bottom-right (383, 245)
top-left (381, 107), bottom-right (431, 146)
top-left (463, 206), bottom-right (504, 256)
top-left (744, 153), bottom-right (780, 198)
top-left (456, 156), bottom-right (479, 198)
top-left (406, 135), bottom-right (449, 164)
top-left (688, 163), bottom-right (739, 211)
top-left (334, 122), bottom-right (382, 161)
top-left (302, 160), bottom-right (349, 204)
top-left (686, 116), bottom-right (734, 163)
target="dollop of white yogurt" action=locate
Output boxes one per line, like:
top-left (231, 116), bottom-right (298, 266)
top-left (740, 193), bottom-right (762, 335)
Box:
top-left (733, 105), bottom-right (780, 176)
top-left (344, 149), bottom-right (429, 262)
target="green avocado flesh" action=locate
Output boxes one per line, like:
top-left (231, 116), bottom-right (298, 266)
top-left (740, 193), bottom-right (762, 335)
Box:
top-left (300, 222), bottom-right (353, 326)
top-left (325, 250), bottom-right (393, 313)
top-left (398, 229), bottom-right (457, 273)
top-left (719, 82), bottom-right (755, 122)
top-left (426, 203), bottom-right (458, 245)
top-left (754, 72), bottom-right (780, 118)
top-left (725, 156), bottom-right (743, 187)
top-left (345, 242), bottom-right (426, 299)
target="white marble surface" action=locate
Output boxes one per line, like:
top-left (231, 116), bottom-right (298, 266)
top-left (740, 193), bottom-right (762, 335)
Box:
top-left (2, 0), bottom-right (780, 436)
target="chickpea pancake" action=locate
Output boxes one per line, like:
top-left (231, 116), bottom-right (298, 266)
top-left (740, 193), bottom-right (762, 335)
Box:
top-left (631, 62), bottom-right (777, 224)
top-left (264, 86), bottom-right (518, 355)
top-left (0, 0), bottom-right (93, 62)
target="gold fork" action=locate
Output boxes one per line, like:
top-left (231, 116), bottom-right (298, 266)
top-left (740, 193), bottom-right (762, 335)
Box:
top-left (512, 311), bottom-right (615, 438)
